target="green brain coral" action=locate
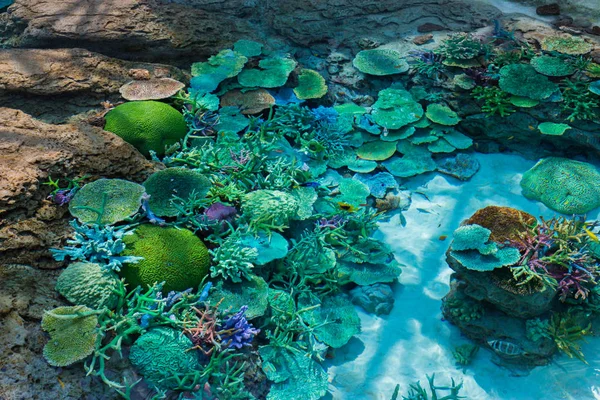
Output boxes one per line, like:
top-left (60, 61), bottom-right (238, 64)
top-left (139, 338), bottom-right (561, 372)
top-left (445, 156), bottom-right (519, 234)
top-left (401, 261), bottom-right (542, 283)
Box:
top-left (56, 262), bottom-right (122, 310)
top-left (499, 64), bottom-right (559, 100)
top-left (129, 327), bottom-right (200, 390)
top-left (520, 157), bottom-right (600, 214)
top-left (42, 306), bottom-right (98, 367)
top-left (352, 49), bottom-right (409, 76)
top-left (120, 225), bottom-right (210, 292)
top-left (69, 178), bottom-right (145, 225)
top-left (143, 168), bottom-right (212, 217)
top-left (293, 69), bottom-right (328, 100)
top-left (104, 101), bottom-right (188, 157)
top-left (238, 56), bottom-right (297, 88)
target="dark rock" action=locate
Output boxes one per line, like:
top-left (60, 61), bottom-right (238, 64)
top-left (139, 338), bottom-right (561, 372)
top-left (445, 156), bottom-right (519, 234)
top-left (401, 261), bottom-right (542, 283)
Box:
top-left (417, 22), bottom-right (446, 33)
top-left (588, 26), bottom-right (600, 36)
top-left (446, 249), bottom-right (558, 319)
top-left (551, 15), bottom-right (574, 28)
top-left (536, 3), bottom-right (560, 16)
top-left (413, 34), bottom-right (433, 45)
top-left (442, 280), bottom-right (556, 366)
top-left (350, 284), bottom-right (395, 315)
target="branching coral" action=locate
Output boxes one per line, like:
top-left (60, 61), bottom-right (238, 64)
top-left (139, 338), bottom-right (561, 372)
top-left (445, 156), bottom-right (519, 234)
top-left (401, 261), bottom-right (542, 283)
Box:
top-left (560, 79), bottom-right (600, 122)
top-left (472, 86), bottom-right (515, 117)
top-left (209, 232), bottom-right (258, 282)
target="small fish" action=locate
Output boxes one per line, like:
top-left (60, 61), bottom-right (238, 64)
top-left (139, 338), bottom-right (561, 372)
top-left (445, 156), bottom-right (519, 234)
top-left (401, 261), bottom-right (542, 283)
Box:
top-left (213, 181), bottom-right (225, 188)
top-left (487, 339), bottom-right (523, 357)
top-left (58, 377), bottom-right (65, 389)
top-left (272, 149), bottom-right (284, 153)
top-left (528, 125), bottom-right (536, 131)
top-left (416, 208), bottom-right (432, 214)
top-left (584, 227), bottom-right (599, 242)
top-left (414, 191), bottom-right (431, 201)
top-left (507, 136), bottom-right (514, 140)
top-left (338, 202), bottom-right (358, 212)
top-left (399, 212), bottom-right (407, 227)
top-left (300, 182), bottom-right (321, 188)
top-left (439, 235), bottom-right (447, 241)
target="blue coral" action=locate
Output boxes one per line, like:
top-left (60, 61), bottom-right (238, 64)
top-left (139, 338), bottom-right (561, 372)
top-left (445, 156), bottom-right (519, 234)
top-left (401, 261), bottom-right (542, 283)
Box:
top-left (219, 305), bottom-right (259, 349)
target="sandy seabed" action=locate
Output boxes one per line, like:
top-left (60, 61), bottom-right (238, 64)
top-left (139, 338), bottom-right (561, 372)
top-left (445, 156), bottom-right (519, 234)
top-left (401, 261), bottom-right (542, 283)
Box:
top-left (327, 153), bottom-right (600, 400)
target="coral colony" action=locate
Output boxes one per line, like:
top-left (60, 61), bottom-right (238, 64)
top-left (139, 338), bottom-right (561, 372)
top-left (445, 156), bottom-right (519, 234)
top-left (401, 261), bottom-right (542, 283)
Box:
top-left (41, 20), bottom-right (600, 400)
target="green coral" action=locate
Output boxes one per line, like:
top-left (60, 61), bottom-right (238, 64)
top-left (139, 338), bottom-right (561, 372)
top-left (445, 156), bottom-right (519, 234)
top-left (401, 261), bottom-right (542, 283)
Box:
top-left (538, 122), bottom-right (571, 136)
top-left (499, 64), bottom-right (559, 100)
top-left (437, 33), bottom-right (485, 63)
top-left (120, 225), bottom-right (210, 292)
top-left (425, 104), bottom-right (461, 126)
top-left (356, 140), bottom-right (397, 161)
top-left (69, 179), bottom-right (145, 225)
top-left (353, 49), bottom-right (409, 76)
top-left (238, 56), bottom-right (297, 88)
top-left (299, 293), bottom-right (361, 348)
top-left (294, 69), bottom-right (328, 100)
top-left (190, 49), bottom-right (248, 94)
top-left (531, 55), bottom-right (575, 77)
top-left (560, 79), bottom-right (600, 122)
top-left (520, 157), bottom-right (600, 214)
top-left (56, 262), bottom-right (122, 310)
top-left (42, 306), bottom-right (99, 367)
top-left (242, 190), bottom-right (299, 231)
top-left (239, 231), bottom-right (289, 265)
top-left (233, 39), bottom-right (263, 57)
top-left (209, 233), bottom-right (257, 283)
top-left (372, 88), bottom-right (424, 129)
top-left (129, 327), bottom-right (200, 390)
top-left (472, 86), bottom-right (515, 117)
top-left (541, 36), bottom-right (593, 55)
top-left (207, 274), bottom-right (269, 319)
top-left (260, 345), bottom-right (328, 400)
top-left (143, 168), bottom-right (212, 217)
top-left (104, 101), bottom-right (188, 157)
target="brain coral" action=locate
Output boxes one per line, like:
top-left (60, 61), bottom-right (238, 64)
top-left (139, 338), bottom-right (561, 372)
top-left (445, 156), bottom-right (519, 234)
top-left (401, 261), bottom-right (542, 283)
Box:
top-left (143, 168), bottom-right (212, 217)
top-left (120, 225), bottom-right (210, 292)
top-left (129, 327), bottom-right (200, 390)
top-left (520, 157), bottom-right (600, 214)
top-left (56, 262), bottom-right (122, 310)
top-left (104, 101), bottom-right (188, 157)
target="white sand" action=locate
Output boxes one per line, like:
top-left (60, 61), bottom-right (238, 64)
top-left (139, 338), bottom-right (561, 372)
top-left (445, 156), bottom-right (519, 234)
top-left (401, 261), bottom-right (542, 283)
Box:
top-left (327, 152), bottom-right (600, 400)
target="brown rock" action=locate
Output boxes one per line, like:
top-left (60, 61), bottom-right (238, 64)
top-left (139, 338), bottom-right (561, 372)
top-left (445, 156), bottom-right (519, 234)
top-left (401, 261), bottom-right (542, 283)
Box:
top-left (128, 68), bottom-right (152, 80)
top-left (417, 22), bottom-right (446, 33)
top-left (0, 108), bottom-right (159, 268)
top-left (536, 3), bottom-right (560, 16)
top-left (588, 26), bottom-right (600, 36)
top-left (0, 0), bottom-right (257, 60)
top-left (413, 34), bottom-right (433, 45)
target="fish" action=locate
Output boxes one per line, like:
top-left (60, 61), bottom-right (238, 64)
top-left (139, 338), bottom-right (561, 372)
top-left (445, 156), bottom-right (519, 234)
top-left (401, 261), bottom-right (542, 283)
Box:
top-left (507, 136), bottom-right (514, 140)
top-left (58, 377), bottom-right (65, 389)
top-left (300, 182), bottom-right (321, 188)
top-left (338, 202), bottom-right (358, 212)
top-left (528, 125), bottom-right (536, 131)
top-left (584, 227), bottom-right (599, 242)
top-left (416, 208), bottom-right (432, 214)
top-left (439, 235), bottom-right (447, 241)
top-left (487, 339), bottom-right (524, 357)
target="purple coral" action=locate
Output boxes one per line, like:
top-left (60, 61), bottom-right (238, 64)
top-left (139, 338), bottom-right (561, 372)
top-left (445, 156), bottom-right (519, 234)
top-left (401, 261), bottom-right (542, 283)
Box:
top-left (218, 306), bottom-right (259, 349)
top-left (205, 202), bottom-right (237, 222)
top-left (48, 188), bottom-right (76, 206)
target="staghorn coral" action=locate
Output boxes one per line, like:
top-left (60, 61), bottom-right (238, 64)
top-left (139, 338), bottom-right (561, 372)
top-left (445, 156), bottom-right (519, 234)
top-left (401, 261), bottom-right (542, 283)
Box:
top-left (560, 79), bottom-right (600, 122)
top-left (120, 224), bottom-right (211, 293)
top-left (218, 305), bottom-right (260, 349)
top-left (471, 86), bottom-right (515, 117)
top-left (104, 101), bottom-right (188, 157)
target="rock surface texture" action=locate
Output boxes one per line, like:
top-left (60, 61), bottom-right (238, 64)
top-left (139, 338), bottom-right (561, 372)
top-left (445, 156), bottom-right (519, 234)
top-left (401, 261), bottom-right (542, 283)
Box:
top-left (0, 108), bottom-right (158, 268)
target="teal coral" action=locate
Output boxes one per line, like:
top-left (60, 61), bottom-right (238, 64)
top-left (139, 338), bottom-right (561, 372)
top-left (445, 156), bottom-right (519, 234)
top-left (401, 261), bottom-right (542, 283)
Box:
top-left (238, 56), bottom-right (297, 88)
top-left (353, 49), bottom-right (409, 76)
top-left (120, 225), bottom-right (210, 292)
top-left (143, 168), bottom-right (212, 217)
top-left (56, 262), bottom-right (122, 310)
top-left (129, 327), bottom-right (200, 390)
top-left (190, 49), bottom-right (248, 94)
top-left (425, 104), bottom-right (461, 126)
top-left (209, 233), bottom-right (258, 283)
top-left (499, 64), bottom-right (559, 100)
top-left (372, 88), bottom-right (424, 129)
top-left (104, 101), bottom-right (187, 157)
top-left (520, 157), bottom-right (600, 214)
top-left (531, 55), bottom-right (575, 77)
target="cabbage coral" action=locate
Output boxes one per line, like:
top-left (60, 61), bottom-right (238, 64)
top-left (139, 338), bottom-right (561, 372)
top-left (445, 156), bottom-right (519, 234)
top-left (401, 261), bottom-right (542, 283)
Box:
top-left (120, 224), bottom-right (211, 292)
top-left (520, 157), bottom-right (600, 214)
top-left (56, 262), bottom-right (122, 310)
top-left (104, 101), bottom-right (188, 157)
top-left (352, 49), bottom-right (409, 76)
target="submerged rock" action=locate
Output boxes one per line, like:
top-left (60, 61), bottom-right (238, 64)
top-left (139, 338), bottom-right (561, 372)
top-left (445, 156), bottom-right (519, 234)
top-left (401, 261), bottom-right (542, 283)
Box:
top-left (350, 284), bottom-right (395, 315)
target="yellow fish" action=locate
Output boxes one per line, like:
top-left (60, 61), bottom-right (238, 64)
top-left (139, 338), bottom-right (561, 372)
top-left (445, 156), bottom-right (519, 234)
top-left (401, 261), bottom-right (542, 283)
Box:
top-left (338, 202), bottom-right (358, 212)
top-left (58, 377), bottom-right (65, 389)
top-left (584, 227), bottom-right (599, 242)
